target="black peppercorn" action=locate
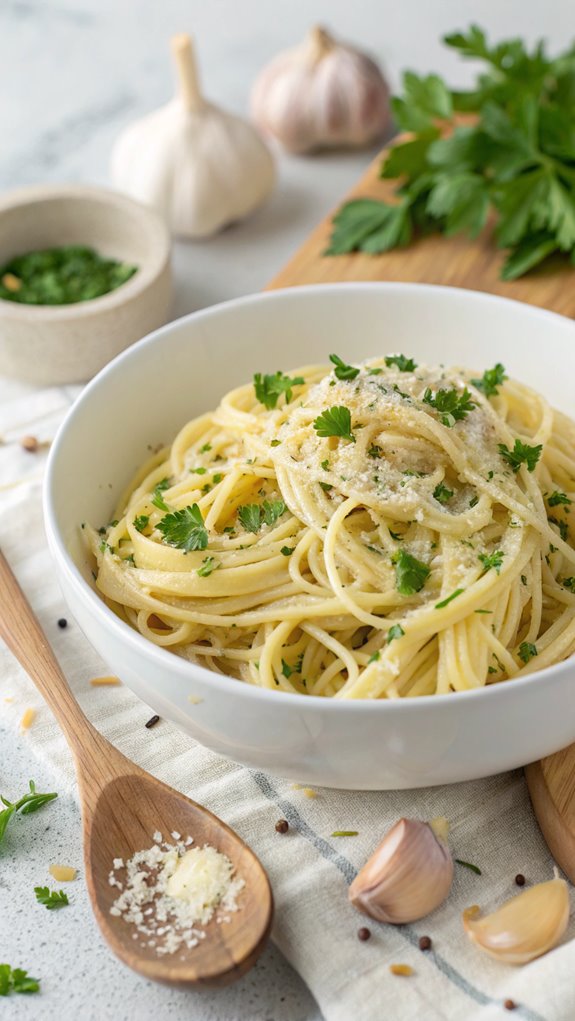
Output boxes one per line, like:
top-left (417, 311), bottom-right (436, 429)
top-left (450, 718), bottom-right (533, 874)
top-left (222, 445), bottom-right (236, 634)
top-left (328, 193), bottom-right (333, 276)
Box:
top-left (57, 618), bottom-right (68, 629)
top-left (357, 927), bottom-right (371, 941)
top-left (275, 819), bottom-right (289, 834)
top-left (418, 935), bottom-right (432, 951)
top-left (514, 873), bottom-right (525, 886)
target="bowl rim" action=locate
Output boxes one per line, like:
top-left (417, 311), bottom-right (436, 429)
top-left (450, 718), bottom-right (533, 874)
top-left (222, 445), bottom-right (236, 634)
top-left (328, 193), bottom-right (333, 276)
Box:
top-left (0, 183), bottom-right (171, 319)
top-left (44, 280), bottom-right (575, 713)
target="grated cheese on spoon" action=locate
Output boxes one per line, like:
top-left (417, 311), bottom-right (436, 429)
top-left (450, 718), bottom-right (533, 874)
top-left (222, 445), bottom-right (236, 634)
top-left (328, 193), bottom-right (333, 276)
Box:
top-left (109, 832), bottom-right (244, 956)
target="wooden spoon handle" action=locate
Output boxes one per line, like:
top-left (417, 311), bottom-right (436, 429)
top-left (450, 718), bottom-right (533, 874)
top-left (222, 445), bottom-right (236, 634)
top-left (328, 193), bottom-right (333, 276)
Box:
top-left (0, 547), bottom-right (109, 761)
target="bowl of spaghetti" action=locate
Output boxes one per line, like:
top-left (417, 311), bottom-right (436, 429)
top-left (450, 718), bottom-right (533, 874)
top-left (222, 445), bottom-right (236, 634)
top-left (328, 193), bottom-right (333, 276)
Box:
top-left (44, 283), bottom-right (575, 789)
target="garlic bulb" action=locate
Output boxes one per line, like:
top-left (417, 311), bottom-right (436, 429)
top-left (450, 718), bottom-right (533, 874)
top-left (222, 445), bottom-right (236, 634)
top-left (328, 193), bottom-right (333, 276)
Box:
top-left (111, 35), bottom-right (275, 238)
top-left (251, 25), bottom-right (390, 154)
top-left (463, 874), bottom-right (569, 965)
top-left (348, 817), bottom-right (454, 924)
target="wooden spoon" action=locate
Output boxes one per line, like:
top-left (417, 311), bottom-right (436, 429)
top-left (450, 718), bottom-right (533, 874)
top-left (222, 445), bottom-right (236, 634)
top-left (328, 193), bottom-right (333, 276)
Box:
top-left (0, 549), bottom-right (273, 986)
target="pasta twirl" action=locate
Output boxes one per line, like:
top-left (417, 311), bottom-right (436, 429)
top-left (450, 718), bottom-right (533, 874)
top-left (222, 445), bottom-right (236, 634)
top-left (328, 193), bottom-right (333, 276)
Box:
top-left (87, 357), bottom-right (575, 699)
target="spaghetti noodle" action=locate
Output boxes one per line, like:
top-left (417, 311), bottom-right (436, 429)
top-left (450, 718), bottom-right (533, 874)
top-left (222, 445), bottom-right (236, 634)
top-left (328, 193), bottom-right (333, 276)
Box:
top-left (88, 355), bottom-right (575, 698)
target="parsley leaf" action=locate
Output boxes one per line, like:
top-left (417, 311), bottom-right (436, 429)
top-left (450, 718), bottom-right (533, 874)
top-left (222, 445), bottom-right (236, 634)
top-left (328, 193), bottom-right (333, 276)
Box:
top-left (436, 588), bottom-right (464, 609)
top-left (386, 623), bottom-right (405, 643)
top-left (547, 491), bottom-right (572, 507)
top-left (280, 546), bottom-right (295, 556)
top-left (133, 514), bottom-right (149, 533)
top-left (384, 354), bottom-right (418, 372)
top-left (498, 439), bottom-right (542, 473)
top-left (157, 504), bottom-right (208, 552)
top-left (478, 550), bottom-right (504, 574)
top-left (519, 641), bottom-right (538, 664)
top-left (393, 550), bottom-right (430, 595)
top-left (471, 363), bottom-right (507, 397)
top-left (562, 577), bottom-right (575, 592)
top-left (151, 477), bottom-right (171, 511)
top-left (189, 466), bottom-right (207, 475)
top-left (0, 781), bottom-right (58, 847)
top-left (238, 504), bottom-right (262, 534)
top-left (253, 371), bottom-right (304, 410)
top-left (313, 406), bottom-right (355, 443)
top-left (197, 556), bottom-right (220, 577)
top-left (262, 500), bottom-right (286, 526)
top-left (329, 353), bottom-right (360, 380)
top-left (423, 387), bottom-right (476, 427)
top-left (367, 444), bottom-right (383, 459)
top-left (433, 482), bottom-right (454, 504)
top-left (34, 887), bottom-right (69, 910)
top-left (0, 965), bottom-right (40, 996)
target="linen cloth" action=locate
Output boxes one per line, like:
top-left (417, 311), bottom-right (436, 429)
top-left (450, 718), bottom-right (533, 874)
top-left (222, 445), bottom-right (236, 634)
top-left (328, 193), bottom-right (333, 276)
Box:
top-left (0, 379), bottom-right (573, 1021)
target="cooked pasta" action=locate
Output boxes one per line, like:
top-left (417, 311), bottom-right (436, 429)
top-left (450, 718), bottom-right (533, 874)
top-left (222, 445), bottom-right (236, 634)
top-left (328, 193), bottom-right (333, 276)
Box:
top-left (87, 354), bottom-right (575, 699)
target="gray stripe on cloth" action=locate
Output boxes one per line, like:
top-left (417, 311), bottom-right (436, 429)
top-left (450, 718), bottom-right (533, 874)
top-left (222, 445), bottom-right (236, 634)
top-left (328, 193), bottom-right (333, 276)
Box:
top-left (250, 771), bottom-right (547, 1021)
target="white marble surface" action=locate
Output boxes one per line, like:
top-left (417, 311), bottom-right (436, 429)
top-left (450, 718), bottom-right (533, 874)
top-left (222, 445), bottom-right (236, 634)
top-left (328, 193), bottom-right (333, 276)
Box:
top-left (0, 2), bottom-right (572, 1019)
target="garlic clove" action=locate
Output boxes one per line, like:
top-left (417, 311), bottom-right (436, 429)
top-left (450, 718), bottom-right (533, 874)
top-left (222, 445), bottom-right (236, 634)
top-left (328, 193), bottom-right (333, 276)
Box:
top-left (111, 35), bottom-right (275, 239)
top-left (463, 876), bottom-right (569, 965)
top-left (251, 25), bottom-right (390, 154)
top-left (349, 817), bottom-right (453, 924)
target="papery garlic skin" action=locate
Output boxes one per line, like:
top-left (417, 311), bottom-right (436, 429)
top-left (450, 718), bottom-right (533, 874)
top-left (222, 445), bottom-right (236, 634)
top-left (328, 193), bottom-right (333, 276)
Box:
top-left (111, 35), bottom-right (275, 239)
top-left (349, 818), bottom-right (453, 924)
top-left (251, 25), bottom-right (390, 154)
top-left (463, 877), bottom-right (569, 965)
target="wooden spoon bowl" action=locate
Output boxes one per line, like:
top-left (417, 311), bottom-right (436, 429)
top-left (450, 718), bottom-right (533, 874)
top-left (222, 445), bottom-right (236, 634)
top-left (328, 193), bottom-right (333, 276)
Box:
top-left (0, 549), bottom-right (273, 986)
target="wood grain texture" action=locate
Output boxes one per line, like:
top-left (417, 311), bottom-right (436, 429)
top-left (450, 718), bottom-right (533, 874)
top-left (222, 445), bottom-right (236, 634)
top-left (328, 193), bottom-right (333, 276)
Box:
top-left (267, 144), bottom-right (575, 876)
top-left (267, 151), bottom-right (575, 318)
top-left (0, 548), bottom-right (273, 987)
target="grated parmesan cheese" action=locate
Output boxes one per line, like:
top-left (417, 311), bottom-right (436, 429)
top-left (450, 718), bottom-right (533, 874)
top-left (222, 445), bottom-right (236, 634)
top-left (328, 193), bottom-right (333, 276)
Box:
top-left (109, 835), bottom-right (244, 956)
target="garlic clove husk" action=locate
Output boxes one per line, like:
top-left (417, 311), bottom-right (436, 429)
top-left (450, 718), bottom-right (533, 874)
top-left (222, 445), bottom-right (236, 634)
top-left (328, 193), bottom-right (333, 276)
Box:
top-left (463, 876), bottom-right (569, 965)
top-left (111, 35), bottom-right (275, 239)
top-left (251, 25), bottom-right (390, 154)
top-left (349, 817), bottom-right (453, 924)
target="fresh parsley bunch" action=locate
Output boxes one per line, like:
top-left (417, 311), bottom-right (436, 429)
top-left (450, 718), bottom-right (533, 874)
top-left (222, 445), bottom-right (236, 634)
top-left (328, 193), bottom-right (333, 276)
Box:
top-left (327, 26), bottom-right (575, 279)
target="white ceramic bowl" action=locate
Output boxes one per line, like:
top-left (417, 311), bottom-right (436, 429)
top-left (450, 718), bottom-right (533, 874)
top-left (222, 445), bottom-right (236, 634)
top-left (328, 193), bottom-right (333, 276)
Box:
top-left (0, 184), bottom-right (172, 385)
top-left (44, 283), bottom-right (575, 790)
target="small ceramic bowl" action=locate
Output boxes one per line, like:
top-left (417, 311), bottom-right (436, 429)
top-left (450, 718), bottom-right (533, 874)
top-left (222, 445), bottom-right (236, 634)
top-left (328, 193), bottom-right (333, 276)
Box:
top-left (0, 184), bottom-right (172, 385)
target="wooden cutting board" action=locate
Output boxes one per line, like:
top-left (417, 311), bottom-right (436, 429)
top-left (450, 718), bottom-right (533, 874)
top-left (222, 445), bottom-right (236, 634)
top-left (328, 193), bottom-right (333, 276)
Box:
top-left (267, 147), bottom-right (575, 881)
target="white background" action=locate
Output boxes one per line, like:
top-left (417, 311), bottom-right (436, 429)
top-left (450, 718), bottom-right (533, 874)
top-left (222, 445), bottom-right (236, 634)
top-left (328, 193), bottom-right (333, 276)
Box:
top-left (0, 2), bottom-right (571, 1019)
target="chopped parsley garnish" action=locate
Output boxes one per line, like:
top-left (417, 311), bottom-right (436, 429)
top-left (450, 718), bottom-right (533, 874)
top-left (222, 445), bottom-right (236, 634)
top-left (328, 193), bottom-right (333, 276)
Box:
top-left (199, 442), bottom-right (212, 453)
top-left (133, 514), bottom-right (149, 533)
top-left (469, 495), bottom-right (479, 508)
top-left (189, 466), bottom-right (207, 475)
top-left (151, 477), bottom-right (171, 510)
top-left (321, 459), bottom-right (330, 470)
top-left (521, 574), bottom-right (528, 585)
top-left (34, 886), bottom-right (69, 910)
top-left (0, 781), bottom-right (58, 847)
top-left (270, 439), bottom-right (281, 447)
top-left (422, 387), bottom-right (476, 427)
top-left (253, 371), bottom-right (304, 410)
top-left (367, 367), bottom-right (383, 375)
top-left (471, 363), bottom-right (507, 398)
top-left (99, 540), bottom-right (113, 554)
top-left (238, 500), bottom-right (286, 534)
top-left (319, 481), bottom-right (333, 492)
top-left (433, 482), bottom-right (454, 504)
top-left (384, 354), bottom-right (417, 372)
top-left (549, 516), bottom-right (569, 542)
top-left (197, 556), bottom-right (220, 577)
top-left (519, 641), bottom-right (538, 664)
top-left (368, 651), bottom-right (380, 663)
top-left (547, 491), bottom-right (572, 507)
top-left (157, 504), bottom-right (208, 552)
top-left (562, 577), bottom-right (575, 591)
top-left (0, 964), bottom-right (40, 996)
top-left (393, 549), bottom-right (430, 596)
top-left (213, 473), bottom-right (223, 484)
top-left (436, 588), bottom-right (464, 609)
top-left (388, 529), bottom-right (404, 541)
top-left (455, 859), bottom-right (482, 876)
top-left (478, 550), bottom-right (504, 575)
top-left (237, 504), bottom-right (261, 533)
top-left (387, 623), bottom-right (405, 643)
top-left (474, 609), bottom-right (492, 614)
top-left (331, 830), bottom-right (359, 837)
top-left (280, 546), bottom-right (295, 556)
top-left (281, 659), bottom-right (293, 678)
top-left (329, 353), bottom-right (360, 380)
top-left (368, 444), bottom-right (383, 458)
top-left (498, 439), bottom-right (542, 473)
top-left (313, 406), bottom-right (355, 443)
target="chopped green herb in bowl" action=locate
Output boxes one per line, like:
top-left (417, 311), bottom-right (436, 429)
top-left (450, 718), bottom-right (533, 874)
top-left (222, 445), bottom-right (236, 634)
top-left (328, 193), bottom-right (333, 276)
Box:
top-left (0, 246), bottom-right (137, 306)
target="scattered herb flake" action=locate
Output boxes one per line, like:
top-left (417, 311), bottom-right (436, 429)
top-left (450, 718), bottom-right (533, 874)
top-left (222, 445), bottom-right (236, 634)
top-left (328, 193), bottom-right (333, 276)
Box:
top-left (547, 491), bottom-right (572, 507)
top-left (393, 549), bottom-right (430, 596)
top-left (436, 588), bottom-right (464, 609)
top-left (0, 781), bottom-right (58, 847)
top-left (471, 363), bottom-right (507, 398)
top-left (197, 556), bottom-right (220, 577)
top-left (34, 887), bottom-right (69, 910)
top-left (423, 387), bottom-right (476, 427)
top-left (385, 354), bottom-right (417, 372)
top-left (455, 858), bottom-right (482, 875)
top-left (387, 624), bottom-right (405, 643)
top-left (478, 550), bottom-right (504, 575)
top-left (238, 504), bottom-right (262, 534)
top-left (263, 499), bottom-right (286, 526)
top-left (280, 546), bottom-right (295, 556)
top-left (133, 514), bottom-right (149, 533)
top-left (331, 830), bottom-right (359, 837)
top-left (253, 371), bottom-right (304, 410)
top-left (519, 641), bottom-right (538, 664)
top-left (433, 482), bottom-right (454, 504)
